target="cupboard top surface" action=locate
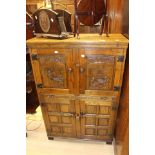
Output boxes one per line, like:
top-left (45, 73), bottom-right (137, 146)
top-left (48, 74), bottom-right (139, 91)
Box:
top-left (26, 34), bottom-right (128, 48)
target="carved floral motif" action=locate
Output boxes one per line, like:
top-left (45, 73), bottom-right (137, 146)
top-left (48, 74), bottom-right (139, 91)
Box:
top-left (39, 54), bottom-right (65, 65)
top-left (87, 55), bottom-right (114, 64)
top-left (89, 75), bottom-right (112, 89)
top-left (87, 55), bottom-right (114, 90)
top-left (40, 54), bottom-right (66, 88)
top-left (46, 65), bottom-right (65, 88)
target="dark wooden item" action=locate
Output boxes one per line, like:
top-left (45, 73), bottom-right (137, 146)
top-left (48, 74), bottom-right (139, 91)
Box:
top-left (48, 137), bottom-right (54, 140)
top-left (74, 0), bottom-right (109, 38)
top-left (26, 34), bottom-right (128, 142)
top-left (26, 52), bottom-right (40, 114)
top-left (77, 0), bottom-right (106, 26)
top-left (54, 9), bottom-right (72, 33)
top-left (26, 12), bottom-right (39, 114)
top-left (106, 141), bottom-right (113, 145)
top-left (32, 8), bottom-right (72, 39)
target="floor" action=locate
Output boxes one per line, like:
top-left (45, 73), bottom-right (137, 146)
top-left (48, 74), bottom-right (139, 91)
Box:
top-left (26, 107), bottom-right (115, 155)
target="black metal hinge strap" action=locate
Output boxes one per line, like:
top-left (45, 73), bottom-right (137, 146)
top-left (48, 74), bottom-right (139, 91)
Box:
top-left (117, 56), bottom-right (124, 62)
top-left (36, 83), bottom-right (43, 88)
top-left (112, 102), bottom-right (118, 111)
top-left (112, 106), bottom-right (118, 111)
top-left (31, 54), bottom-right (38, 60)
top-left (114, 86), bottom-right (121, 91)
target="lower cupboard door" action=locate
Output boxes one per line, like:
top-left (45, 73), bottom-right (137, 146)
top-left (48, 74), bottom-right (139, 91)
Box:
top-left (79, 97), bottom-right (116, 140)
top-left (40, 94), bottom-right (76, 138)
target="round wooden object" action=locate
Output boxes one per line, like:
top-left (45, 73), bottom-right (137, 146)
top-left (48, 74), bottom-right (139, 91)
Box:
top-left (77, 0), bottom-right (106, 26)
top-left (39, 10), bottom-right (51, 33)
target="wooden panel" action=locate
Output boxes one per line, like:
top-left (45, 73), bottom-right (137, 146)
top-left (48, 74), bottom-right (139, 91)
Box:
top-left (39, 54), bottom-right (67, 88)
top-left (26, 4), bottom-right (37, 14)
top-left (40, 94), bottom-right (76, 137)
top-left (26, 0), bottom-right (43, 5)
top-left (107, 0), bottom-right (129, 34)
top-left (79, 96), bottom-right (116, 140)
top-left (27, 34), bottom-right (129, 48)
top-left (31, 48), bottom-right (74, 94)
top-left (121, 0), bottom-right (129, 34)
top-left (79, 48), bottom-right (126, 95)
top-left (114, 43), bottom-right (129, 155)
top-left (86, 55), bottom-right (115, 90)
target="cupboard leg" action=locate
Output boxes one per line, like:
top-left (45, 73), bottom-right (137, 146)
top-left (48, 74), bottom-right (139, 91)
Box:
top-left (48, 137), bottom-right (54, 140)
top-left (106, 141), bottom-right (112, 144)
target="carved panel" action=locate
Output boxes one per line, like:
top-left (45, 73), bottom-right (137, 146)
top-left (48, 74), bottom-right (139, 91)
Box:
top-left (39, 10), bottom-right (50, 33)
top-left (87, 55), bottom-right (115, 64)
top-left (39, 54), bottom-right (67, 88)
top-left (39, 54), bottom-right (65, 65)
top-left (86, 55), bottom-right (115, 90)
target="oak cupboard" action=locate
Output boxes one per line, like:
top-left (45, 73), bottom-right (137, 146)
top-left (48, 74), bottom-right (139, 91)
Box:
top-left (26, 34), bottom-right (128, 143)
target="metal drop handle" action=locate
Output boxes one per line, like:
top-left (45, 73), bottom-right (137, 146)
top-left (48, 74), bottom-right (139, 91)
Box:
top-left (76, 114), bottom-right (80, 120)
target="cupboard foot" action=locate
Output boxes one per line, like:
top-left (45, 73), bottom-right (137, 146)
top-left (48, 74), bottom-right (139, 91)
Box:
top-left (106, 141), bottom-right (112, 145)
top-left (48, 137), bottom-right (54, 140)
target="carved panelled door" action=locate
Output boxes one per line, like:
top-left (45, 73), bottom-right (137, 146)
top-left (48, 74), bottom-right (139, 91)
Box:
top-left (31, 48), bottom-right (74, 94)
top-left (40, 94), bottom-right (76, 138)
top-left (79, 96), bottom-right (116, 140)
top-left (79, 48), bottom-right (125, 95)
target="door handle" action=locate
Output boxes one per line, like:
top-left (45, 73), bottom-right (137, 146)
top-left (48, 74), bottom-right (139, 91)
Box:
top-left (80, 112), bottom-right (85, 117)
top-left (67, 67), bottom-right (73, 74)
top-left (80, 67), bottom-right (85, 73)
top-left (76, 114), bottom-right (80, 120)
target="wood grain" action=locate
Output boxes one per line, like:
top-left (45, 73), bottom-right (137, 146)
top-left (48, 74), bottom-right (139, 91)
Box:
top-left (114, 42), bottom-right (129, 155)
top-left (27, 34), bottom-right (128, 142)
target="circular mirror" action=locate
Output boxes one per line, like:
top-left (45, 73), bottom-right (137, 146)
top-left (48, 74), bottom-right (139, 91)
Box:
top-left (77, 0), bottom-right (106, 26)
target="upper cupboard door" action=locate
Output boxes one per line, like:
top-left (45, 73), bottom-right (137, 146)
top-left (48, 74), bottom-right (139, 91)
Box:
top-left (79, 48), bottom-right (126, 95)
top-left (31, 49), bottom-right (74, 94)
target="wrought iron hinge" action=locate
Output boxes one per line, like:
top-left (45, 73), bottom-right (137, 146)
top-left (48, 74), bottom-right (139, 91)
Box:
top-left (112, 106), bottom-right (118, 111)
top-left (117, 56), bottom-right (124, 62)
top-left (31, 54), bottom-right (38, 60)
top-left (114, 86), bottom-right (121, 91)
top-left (37, 83), bottom-right (43, 88)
